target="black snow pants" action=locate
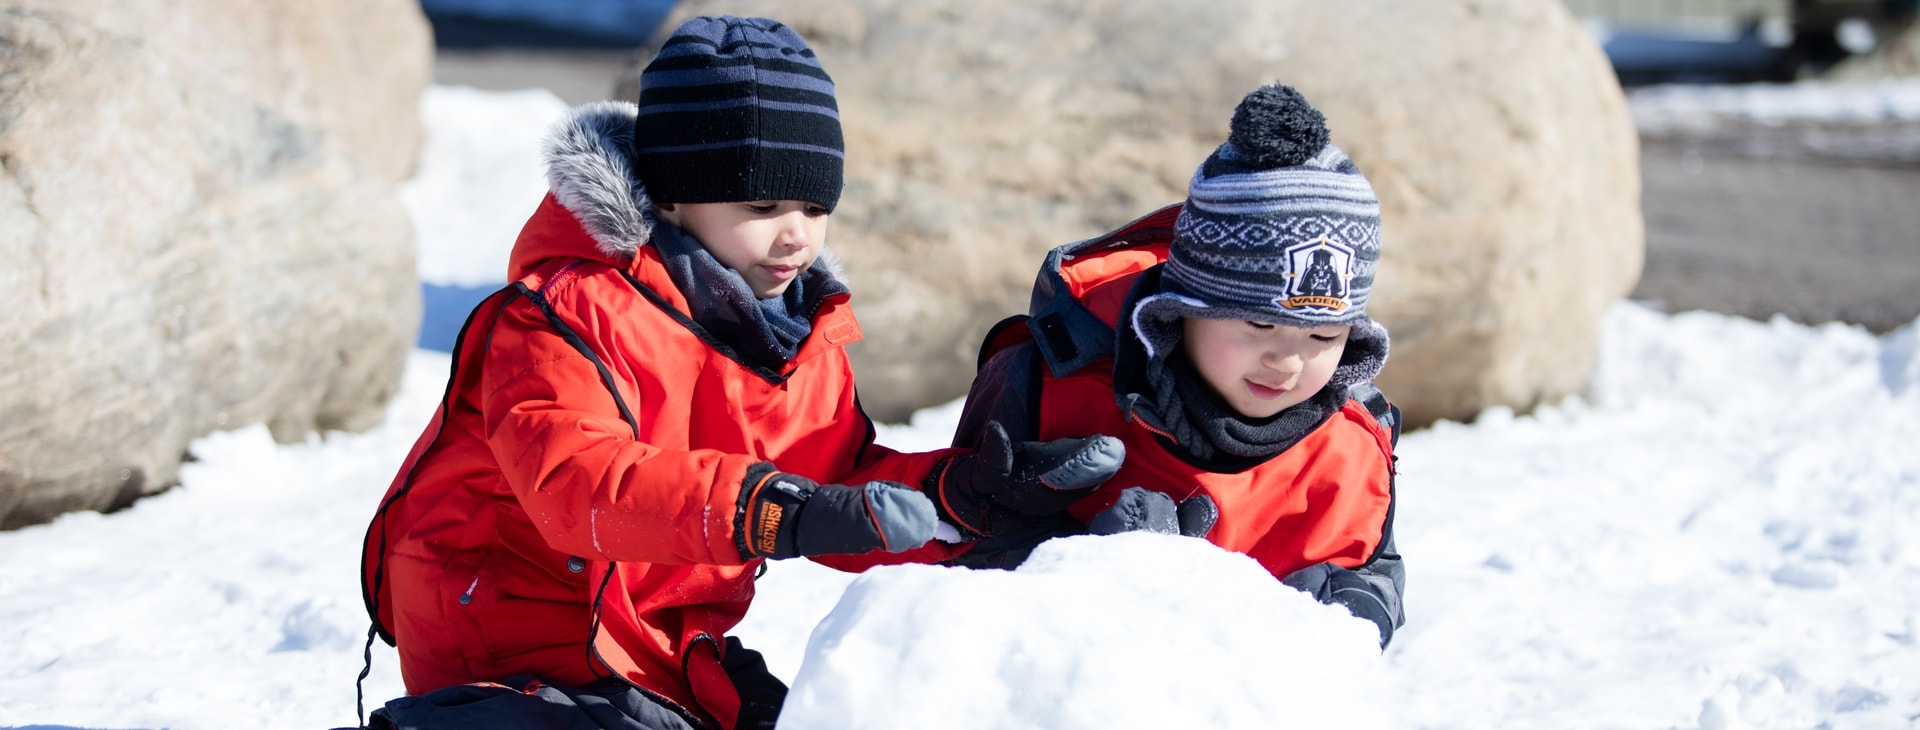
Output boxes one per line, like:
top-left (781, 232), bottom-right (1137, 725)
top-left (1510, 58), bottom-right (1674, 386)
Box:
top-left (366, 637), bottom-right (786, 730)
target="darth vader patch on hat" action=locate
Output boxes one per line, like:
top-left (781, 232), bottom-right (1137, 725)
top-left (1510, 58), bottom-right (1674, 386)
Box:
top-left (1278, 235), bottom-right (1356, 312)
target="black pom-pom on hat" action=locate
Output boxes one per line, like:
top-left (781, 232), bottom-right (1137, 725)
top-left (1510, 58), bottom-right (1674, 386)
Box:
top-left (1226, 83), bottom-right (1329, 170)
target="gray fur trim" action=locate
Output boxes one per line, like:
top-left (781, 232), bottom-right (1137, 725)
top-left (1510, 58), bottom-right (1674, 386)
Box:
top-left (1131, 292), bottom-right (1207, 362)
top-left (812, 246), bottom-right (847, 283)
top-left (542, 101), bottom-right (654, 260)
top-left (1328, 318), bottom-right (1390, 394)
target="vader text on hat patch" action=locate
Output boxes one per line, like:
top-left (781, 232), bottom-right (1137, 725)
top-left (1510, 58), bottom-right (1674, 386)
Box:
top-left (1278, 235), bottom-right (1355, 312)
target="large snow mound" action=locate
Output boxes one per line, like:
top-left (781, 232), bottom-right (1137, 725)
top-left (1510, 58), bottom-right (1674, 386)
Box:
top-left (778, 533), bottom-right (1386, 730)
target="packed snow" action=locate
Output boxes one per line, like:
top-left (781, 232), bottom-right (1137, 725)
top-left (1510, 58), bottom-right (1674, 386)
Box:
top-left (776, 534), bottom-right (1388, 730)
top-left (1, 84), bottom-right (1917, 730)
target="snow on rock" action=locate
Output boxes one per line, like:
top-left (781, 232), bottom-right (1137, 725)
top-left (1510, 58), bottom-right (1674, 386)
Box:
top-left (777, 533), bottom-right (1386, 730)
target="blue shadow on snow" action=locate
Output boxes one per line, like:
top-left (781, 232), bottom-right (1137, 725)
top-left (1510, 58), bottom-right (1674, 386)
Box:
top-left (419, 282), bottom-right (505, 352)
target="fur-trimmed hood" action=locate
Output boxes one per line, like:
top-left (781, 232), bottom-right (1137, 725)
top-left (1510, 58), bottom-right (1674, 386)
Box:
top-left (541, 101), bottom-right (655, 261)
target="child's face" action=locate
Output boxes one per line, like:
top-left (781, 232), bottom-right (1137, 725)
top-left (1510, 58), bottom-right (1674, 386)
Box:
top-left (657, 200), bottom-right (830, 298)
top-left (1180, 318), bottom-right (1350, 419)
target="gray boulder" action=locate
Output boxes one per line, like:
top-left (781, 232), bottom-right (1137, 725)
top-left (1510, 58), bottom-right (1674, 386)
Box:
top-left (0, 0), bottom-right (431, 528)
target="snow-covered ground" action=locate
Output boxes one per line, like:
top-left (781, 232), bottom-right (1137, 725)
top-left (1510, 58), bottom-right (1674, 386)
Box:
top-left (1630, 77), bottom-right (1920, 135)
top-left (3, 83), bottom-right (1919, 730)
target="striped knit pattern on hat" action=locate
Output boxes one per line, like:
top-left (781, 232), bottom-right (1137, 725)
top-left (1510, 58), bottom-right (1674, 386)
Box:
top-left (1170, 138), bottom-right (1379, 323)
top-left (1164, 143), bottom-right (1381, 324)
top-left (633, 16), bottom-right (844, 209)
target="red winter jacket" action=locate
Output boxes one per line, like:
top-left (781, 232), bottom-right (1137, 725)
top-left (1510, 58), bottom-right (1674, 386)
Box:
top-left (360, 102), bottom-right (958, 729)
top-left (1050, 376), bottom-right (1397, 577)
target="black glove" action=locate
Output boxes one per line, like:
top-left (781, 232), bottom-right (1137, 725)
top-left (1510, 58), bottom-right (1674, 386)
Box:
top-left (736, 466), bottom-right (936, 560)
top-left (952, 489), bottom-right (1218, 571)
top-left (947, 513), bottom-right (1085, 570)
top-left (1282, 562), bottom-right (1398, 648)
top-left (1086, 487), bottom-right (1217, 538)
top-left (927, 421), bottom-right (1125, 539)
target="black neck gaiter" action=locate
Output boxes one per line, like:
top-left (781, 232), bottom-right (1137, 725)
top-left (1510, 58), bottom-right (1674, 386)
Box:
top-left (1146, 350), bottom-right (1342, 464)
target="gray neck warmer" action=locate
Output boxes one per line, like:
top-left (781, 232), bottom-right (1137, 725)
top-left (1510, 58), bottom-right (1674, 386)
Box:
top-left (651, 221), bottom-right (846, 372)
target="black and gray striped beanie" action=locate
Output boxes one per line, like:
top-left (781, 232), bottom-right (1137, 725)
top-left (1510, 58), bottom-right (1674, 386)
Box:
top-left (633, 16), bottom-right (844, 209)
top-left (1132, 83), bottom-right (1386, 363)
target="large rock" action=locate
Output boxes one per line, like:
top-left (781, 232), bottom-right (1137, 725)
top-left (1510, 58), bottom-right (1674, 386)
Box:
top-left (658, 0), bottom-right (1643, 427)
top-left (0, 0), bottom-right (431, 529)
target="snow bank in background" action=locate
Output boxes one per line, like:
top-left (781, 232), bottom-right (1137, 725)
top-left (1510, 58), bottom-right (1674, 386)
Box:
top-left (402, 86), bottom-right (569, 286)
top-left (1629, 77), bottom-right (1920, 133)
top-left (779, 533), bottom-right (1385, 730)
top-left (1384, 306), bottom-right (1920, 728)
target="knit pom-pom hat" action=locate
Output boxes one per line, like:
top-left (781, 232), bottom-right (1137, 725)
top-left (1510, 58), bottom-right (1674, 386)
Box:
top-left (1130, 83), bottom-right (1389, 391)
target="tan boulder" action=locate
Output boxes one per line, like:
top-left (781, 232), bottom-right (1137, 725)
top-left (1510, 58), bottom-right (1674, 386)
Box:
top-left (0, 0), bottom-right (431, 528)
top-left (660, 0), bottom-right (1644, 427)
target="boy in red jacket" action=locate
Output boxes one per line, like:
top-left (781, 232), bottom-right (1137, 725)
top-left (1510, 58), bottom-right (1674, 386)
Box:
top-left (357, 16), bottom-right (1120, 730)
top-left (938, 83), bottom-right (1406, 647)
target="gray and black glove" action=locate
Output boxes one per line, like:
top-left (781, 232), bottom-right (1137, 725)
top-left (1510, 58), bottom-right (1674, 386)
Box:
top-left (736, 465), bottom-right (936, 560)
top-left (1282, 562), bottom-right (1401, 648)
top-left (1087, 487), bottom-right (1217, 538)
top-left (926, 421), bottom-right (1124, 539)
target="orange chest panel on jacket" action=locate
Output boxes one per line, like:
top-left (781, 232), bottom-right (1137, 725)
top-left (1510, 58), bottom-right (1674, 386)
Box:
top-left (502, 255), bottom-right (869, 480)
top-left (1041, 369), bottom-right (1396, 580)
